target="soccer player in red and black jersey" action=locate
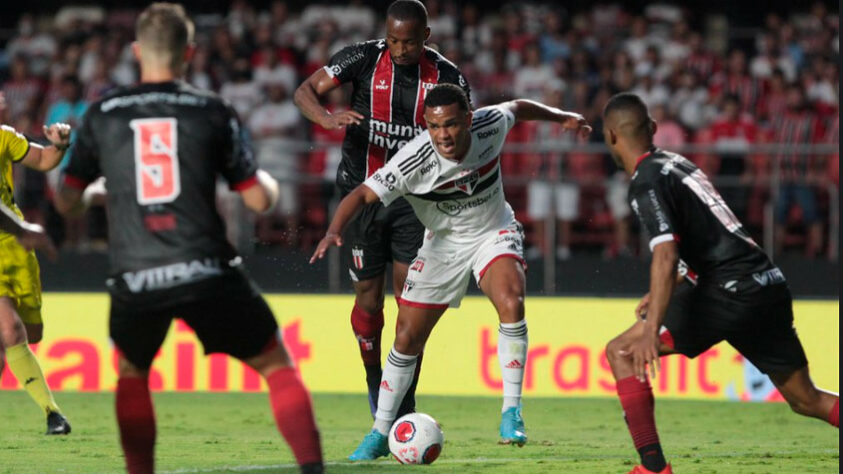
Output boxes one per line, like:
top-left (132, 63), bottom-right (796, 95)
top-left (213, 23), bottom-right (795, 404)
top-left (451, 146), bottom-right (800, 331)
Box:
top-left (295, 0), bottom-right (471, 419)
top-left (600, 93), bottom-right (838, 474)
top-left (54, 4), bottom-right (323, 474)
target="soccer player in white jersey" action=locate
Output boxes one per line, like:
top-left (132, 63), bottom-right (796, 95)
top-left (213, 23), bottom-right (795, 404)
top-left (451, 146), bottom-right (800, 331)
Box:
top-left (311, 84), bottom-right (591, 460)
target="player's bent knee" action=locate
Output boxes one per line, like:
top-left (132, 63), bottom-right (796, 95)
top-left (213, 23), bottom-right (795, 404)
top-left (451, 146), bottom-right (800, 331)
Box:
top-left (497, 294), bottom-right (525, 323)
top-left (392, 332), bottom-right (423, 356)
top-left (605, 338), bottom-right (626, 368)
top-left (0, 319), bottom-right (27, 346)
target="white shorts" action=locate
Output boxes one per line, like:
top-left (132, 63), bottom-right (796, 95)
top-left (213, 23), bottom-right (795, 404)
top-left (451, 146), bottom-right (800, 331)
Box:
top-left (527, 181), bottom-right (580, 220)
top-left (398, 220), bottom-right (526, 309)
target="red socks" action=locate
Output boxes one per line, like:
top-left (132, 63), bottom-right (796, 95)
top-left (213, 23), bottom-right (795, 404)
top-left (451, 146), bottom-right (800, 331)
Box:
top-left (829, 399), bottom-right (839, 428)
top-left (267, 367), bottom-right (323, 465)
top-left (617, 376), bottom-right (661, 449)
top-left (116, 377), bottom-right (156, 474)
top-left (350, 303), bottom-right (384, 366)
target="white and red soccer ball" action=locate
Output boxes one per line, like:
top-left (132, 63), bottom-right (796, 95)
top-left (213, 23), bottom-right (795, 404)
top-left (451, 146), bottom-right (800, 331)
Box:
top-left (388, 413), bottom-right (444, 465)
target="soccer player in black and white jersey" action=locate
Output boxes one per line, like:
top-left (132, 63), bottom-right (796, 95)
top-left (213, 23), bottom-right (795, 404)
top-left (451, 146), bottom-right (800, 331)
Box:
top-left (54, 4), bottom-right (323, 474)
top-left (600, 93), bottom-right (839, 474)
top-left (295, 0), bottom-right (471, 421)
top-left (311, 84), bottom-right (591, 459)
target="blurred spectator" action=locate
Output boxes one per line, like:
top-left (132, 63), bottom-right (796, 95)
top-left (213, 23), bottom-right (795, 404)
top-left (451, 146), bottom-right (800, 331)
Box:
top-left (702, 94), bottom-right (760, 221)
top-left (750, 33), bottom-right (796, 81)
top-left (253, 45), bottom-right (297, 93)
top-left (2, 55), bottom-right (42, 123)
top-left (5, 14), bottom-right (57, 77)
top-left (770, 85), bottom-right (826, 257)
top-left (220, 57), bottom-right (262, 121)
top-left (525, 80), bottom-right (579, 260)
top-left (514, 42), bottom-right (557, 101)
top-left (757, 69), bottom-right (789, 124)
top-left (670, 71), bottom-right (712, 130)
top-left (247, 80), bottom-right (302, 247)
top-left (684, 32), bottom-right (719, 79)
top-left (651, 104), bottom-right (686, 149)
top-left (709, 49), bottom-right (760, 112)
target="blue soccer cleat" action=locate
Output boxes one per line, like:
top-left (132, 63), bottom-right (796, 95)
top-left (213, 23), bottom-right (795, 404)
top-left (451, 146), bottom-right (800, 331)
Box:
top-left (348, 429), bottom-right (390, 461)
top-left (499, 406), bottom-right (527, 446)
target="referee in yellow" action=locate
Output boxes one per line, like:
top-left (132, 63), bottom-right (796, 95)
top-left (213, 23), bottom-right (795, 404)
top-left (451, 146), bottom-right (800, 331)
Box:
top-left (1, 92), bottom-right (73, 434)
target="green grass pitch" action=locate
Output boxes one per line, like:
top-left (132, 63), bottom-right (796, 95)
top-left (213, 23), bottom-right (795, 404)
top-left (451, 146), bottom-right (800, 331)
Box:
top-left (0, 392), bottom-right (837, 473)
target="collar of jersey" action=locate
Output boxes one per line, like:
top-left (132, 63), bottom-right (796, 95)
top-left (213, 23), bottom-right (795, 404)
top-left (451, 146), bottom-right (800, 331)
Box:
top-left (633, 147), bottom-right (658, 171)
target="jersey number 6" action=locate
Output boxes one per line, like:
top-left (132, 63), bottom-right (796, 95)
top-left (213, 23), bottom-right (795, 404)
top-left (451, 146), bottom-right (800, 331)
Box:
top-left (130, 118), bottom-right (181, 205)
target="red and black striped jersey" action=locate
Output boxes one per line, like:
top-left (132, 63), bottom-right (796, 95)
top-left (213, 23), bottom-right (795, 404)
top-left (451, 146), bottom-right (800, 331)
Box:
top-left (324, 40), bottom-right (471, 193)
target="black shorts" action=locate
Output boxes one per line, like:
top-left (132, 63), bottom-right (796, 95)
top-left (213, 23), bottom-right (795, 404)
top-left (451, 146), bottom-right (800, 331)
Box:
top-left (662, 281), bottom-right (808, 375)
top-left (109, 270), bottom-right (279, 370)
top-left (343, 197), bottom-right (424, 281)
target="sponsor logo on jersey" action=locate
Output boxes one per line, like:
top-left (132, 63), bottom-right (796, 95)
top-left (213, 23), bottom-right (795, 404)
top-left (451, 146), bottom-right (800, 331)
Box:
top-left (419, 159), bottom-right (438, 175)
top-left (329, 51), bottom-right (365, 77)
top-left (435, 186), bottom-right (500, 216)
top-left (751, 267), bottom-right (786, 287)
top-left (352, 247), bottom-right (365, 269)
top-left (368, 119), bottom-right (424, 151)
top-left (402, 279), bottom-right (415, 294)
top-left (375, 79), bottom-right (390, 91)
top-left (372, 172), bottom-right (396, 191)
top-left (477, 128), bottom-right (499, 139)
top-left (121, 258), bottom-right (223, 293)
top-left (478, 146), bottom-right (495, 160)
top-left (647, 189), bottom-right (670, 232)
top-left (421, 81), bottom-right (435, 90)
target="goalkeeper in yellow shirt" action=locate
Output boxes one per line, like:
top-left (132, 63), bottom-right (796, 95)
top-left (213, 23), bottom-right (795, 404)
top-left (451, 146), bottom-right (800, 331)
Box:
top-left (0, 109), bottom-right (73, 434)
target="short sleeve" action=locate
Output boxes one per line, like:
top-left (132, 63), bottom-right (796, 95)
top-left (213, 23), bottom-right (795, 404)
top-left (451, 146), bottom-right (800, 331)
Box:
top-left (629, 177), bottom-right (678, 251)
top-left (476, 105), bottom-right (516, 134)
top-left (217, 105), bottom-right (259, 191)
top-left (0, 125), bottom-right (30, 163)
top-left (363, 159), bottom-right (409, 207)
top-left (323, 43), bottom-right (370, 85)
top-left (63, 111), bottom-right (100, 189)
top-left (438, 64), bottom-right (472, 108)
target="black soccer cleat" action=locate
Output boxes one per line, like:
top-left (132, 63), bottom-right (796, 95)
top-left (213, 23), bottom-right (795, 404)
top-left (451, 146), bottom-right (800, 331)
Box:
top-left (300, 462), bottom-right (324, 474)
top-left (46, 411), bottom-right (71, 435)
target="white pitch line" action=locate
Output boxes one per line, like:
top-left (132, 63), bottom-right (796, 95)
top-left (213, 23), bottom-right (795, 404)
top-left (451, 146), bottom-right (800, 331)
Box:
top-left (159, 449), bottom-right (840, 473)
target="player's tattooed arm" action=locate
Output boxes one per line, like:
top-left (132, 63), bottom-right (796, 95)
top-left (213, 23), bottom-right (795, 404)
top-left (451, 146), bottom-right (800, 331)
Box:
top-left (310, 184), bottom-right (380, 263)
top-left (621, 241), bottom-right (678, 382)
top-left (294, 68), bottom-right (364, 130)
top-left (502, 99), bottom-right (592, 139)
top-left (20, 123), bottom-right (72, 171)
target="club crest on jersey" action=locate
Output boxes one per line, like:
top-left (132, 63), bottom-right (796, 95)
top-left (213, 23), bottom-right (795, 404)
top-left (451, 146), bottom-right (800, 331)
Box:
top-left (352, 247), bottom-right (364, 269)
top-left (454, 170), bottom-right (480, 194)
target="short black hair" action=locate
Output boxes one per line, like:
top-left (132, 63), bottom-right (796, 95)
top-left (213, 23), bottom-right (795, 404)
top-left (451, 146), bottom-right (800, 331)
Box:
top-left (603, 92), bottom-right (652, 140)
top-left (424, 84), bottom-right (470, 112)
top-left (387, 0), bottom-right (428, 25)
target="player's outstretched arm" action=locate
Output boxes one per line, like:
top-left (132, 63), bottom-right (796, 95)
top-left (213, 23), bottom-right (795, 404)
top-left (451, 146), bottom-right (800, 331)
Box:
top-left (309, 184), bottom-right (380, 263)
top-left (294, 68), bottom-right (363, 130)
top-left (20, 123), bottom-right (72, 171)
top-left (501, 99), bottom-right (592, 139)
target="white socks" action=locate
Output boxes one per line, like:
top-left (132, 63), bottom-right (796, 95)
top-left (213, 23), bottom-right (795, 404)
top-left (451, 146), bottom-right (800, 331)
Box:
top-left (498, 320), bottom-right (528, 413)
top-left (373, 348), bottom-right (418, 435)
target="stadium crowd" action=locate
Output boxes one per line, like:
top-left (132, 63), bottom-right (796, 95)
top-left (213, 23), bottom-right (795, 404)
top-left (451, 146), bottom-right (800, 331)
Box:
top-left (1, 1), bottom-right (838, 259)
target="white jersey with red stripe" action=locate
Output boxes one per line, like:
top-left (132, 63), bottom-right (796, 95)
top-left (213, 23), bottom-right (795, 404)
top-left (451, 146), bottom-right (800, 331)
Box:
top-left (364, 105), bottom-right (517, 243)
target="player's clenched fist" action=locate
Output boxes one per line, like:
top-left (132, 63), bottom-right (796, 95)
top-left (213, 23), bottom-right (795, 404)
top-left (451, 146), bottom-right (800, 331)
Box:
top-left (310, 232), bottom-right (343, 263)
top-left (43, 123), bottom-right (72, 149)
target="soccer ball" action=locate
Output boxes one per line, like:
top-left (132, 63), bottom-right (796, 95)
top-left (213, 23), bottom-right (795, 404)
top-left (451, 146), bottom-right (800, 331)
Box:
top-left (388, 413), bottom-right (444, 465)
